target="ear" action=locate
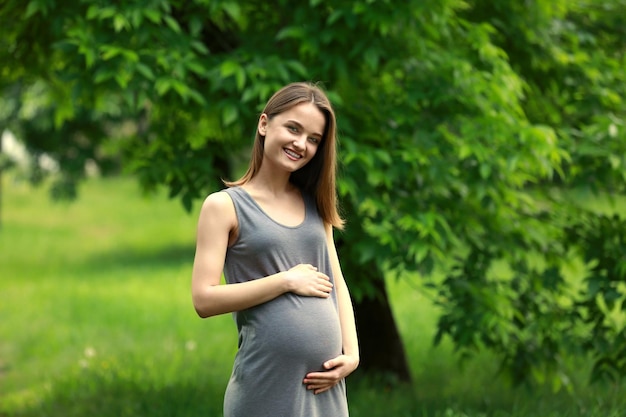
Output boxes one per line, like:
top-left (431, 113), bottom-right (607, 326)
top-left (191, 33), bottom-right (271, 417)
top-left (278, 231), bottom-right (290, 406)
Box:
top-left (258, 114), bottom-right (269, 136)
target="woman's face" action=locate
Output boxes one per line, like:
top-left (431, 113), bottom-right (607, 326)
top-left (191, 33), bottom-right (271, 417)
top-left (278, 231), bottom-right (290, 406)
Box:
top-left (258, 102), bottom-right (326, 173)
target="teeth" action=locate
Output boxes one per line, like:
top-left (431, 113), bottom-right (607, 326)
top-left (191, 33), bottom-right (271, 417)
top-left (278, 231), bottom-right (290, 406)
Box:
top-left (284, 149), bottom-right (302, 159)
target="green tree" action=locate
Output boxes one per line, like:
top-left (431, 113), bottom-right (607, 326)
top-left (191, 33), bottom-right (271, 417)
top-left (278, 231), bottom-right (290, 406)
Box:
top-left (2, 0), bottom-right (625, 388)
top-left (455, 0), bottom-right (626, 386)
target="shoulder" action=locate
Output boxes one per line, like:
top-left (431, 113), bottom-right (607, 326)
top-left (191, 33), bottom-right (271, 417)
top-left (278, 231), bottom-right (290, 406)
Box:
top-left (199, 190), bottom-right (237, 228)
top-left (202, 189), bottom-right (234, 207)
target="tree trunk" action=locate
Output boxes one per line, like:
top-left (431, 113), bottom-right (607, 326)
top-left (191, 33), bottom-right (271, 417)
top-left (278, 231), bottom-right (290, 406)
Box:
top-left (352, 267), bottom-right (413, 383)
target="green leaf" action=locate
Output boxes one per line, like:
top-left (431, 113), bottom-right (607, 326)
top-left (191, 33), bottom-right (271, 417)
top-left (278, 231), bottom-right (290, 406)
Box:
top-left (184, 60), bottom-right (205, 76)
top-left (86, 5), bottom-right (100, 20)
top-left (222, 105), bottom-right (238, 126)
top-left (191, 40), bottom-right (209, 55)
top-left (187, 89), bottom-right (207, 106)
top-left (163, 15), bottom-right (181, 33)
top-left (113, 14), bottom-right (129, 32)
top-left (25, 1), bottom-right (41, 18)
top-left (235, 68), bottom-right (246, 91)
top-left (94, 67), bottom-right (115, 83)
top-left (275, 26), bottom-right (305, 41)
top-left (479, 163), bottom-right (491, 179)
top-left (155, 78), bottom-right (172, 96)
top-left (222, 2), bottom-right (242, 26)
top-left (100, 46), bottom-right (122, 60)
top-left (286, 61), bottom-right (308, 78)
top-left (96, 7), bottom-right (116, 20)
top-left (220, 60), bottom-right (240, 77)
top-left (135, 63), bottom-right (155, 80)
top-left (143, 8), bottom-right (161, 24)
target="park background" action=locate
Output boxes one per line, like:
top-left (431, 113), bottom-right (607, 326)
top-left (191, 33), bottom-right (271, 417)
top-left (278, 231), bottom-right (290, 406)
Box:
top-left (1, 1), bottom-right (626, 416)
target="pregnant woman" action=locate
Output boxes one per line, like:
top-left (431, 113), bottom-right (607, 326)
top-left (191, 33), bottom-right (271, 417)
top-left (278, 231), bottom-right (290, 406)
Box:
top-left (191, 82), bottom-right (359, 417)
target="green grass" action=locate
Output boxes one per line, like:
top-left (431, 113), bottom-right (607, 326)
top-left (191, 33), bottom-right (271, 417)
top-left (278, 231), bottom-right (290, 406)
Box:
top-left (1, 175), bottom-right (624, 417)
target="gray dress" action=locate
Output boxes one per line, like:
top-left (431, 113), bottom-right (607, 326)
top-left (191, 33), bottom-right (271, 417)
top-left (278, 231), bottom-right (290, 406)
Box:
top-left (221, 187), bottom-right (348, 417)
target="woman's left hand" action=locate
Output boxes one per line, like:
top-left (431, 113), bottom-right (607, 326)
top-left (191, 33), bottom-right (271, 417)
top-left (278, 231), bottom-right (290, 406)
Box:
top-left (303, 354), bottom-right (360, 394)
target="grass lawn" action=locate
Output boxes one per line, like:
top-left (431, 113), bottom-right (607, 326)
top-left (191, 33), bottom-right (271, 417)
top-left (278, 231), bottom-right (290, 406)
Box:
top-left (0, 175), bottom-right (624, 417)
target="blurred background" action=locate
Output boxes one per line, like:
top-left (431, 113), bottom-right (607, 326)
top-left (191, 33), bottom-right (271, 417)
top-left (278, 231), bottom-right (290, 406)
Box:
top-left (1, 1), bottom-right (625, 416)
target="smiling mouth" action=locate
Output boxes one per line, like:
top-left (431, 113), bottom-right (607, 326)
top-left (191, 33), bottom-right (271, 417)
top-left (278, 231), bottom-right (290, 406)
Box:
top-left (284, 148), bottom-right (302, 160)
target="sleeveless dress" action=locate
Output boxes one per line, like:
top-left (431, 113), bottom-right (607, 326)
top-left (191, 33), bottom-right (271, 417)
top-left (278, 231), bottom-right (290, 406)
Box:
top-left (221, 186), bottom-right (348, 417)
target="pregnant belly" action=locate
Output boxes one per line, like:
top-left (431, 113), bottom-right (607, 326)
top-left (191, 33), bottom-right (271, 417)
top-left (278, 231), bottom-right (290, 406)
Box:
top-left (239, 293), bottom-right (343, 369)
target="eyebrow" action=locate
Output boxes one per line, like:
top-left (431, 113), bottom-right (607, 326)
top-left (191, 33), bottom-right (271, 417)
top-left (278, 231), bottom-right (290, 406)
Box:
top-left (286, 120), bottom-right (323, 139)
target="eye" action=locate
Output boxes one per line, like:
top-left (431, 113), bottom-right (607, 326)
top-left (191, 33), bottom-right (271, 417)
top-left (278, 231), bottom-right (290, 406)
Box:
top-left (308, 137), bottom-right (320, 144)
top-left (287, 125), bottom-right (299, 133)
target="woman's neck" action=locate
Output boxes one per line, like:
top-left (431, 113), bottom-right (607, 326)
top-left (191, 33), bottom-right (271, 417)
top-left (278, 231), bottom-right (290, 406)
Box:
top-left (245, 170), bottom-right (296, 197)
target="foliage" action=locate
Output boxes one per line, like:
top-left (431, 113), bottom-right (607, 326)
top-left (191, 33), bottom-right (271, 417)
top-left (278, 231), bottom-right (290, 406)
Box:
top-left (566, 213), bottom-right (626, 383)
top-left (1, 0), bottom-right (625, 388)
top-left (432, 0), bottom-right (626, 388)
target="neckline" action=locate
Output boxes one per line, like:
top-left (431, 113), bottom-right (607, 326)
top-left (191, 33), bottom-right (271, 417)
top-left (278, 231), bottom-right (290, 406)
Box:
top-left (235, 187), bottom-right (307, 229)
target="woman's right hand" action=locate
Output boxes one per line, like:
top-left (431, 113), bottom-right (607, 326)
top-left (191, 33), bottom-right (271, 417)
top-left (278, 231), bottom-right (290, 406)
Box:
top-left (283, 264), bottom-right (333, 298)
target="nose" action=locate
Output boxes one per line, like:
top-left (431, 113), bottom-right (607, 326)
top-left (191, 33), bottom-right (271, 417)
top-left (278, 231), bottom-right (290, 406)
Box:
top-left (292, 135), bottom-right (306, 151)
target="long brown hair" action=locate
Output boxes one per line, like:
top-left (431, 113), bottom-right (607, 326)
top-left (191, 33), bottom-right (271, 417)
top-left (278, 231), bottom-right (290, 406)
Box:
top-left (225, 82), bottom-right (344, 229)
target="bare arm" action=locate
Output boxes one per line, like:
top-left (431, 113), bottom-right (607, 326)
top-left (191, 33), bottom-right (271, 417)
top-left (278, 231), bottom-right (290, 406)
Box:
top-left (326, 223), bottom-right (360, 362)
top-left (191, 191), bottom-right (333, 318)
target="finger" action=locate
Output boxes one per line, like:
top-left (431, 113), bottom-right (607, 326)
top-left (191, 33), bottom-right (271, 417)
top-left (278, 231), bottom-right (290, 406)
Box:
top-left (317, 289), bottom-right (330, 298)
top-left (306, 383), bottom-right (335, 395)
top-left (316, 272), bottom-right (330, 280)
top-left (305, 379), bottom-right (334, 389)
top-left (321, 355), bottom-right (346, 370)
top-left (318, 279), bottom-right (333, 289)
top-left (305, 378), bottom-right (335, 388)
top-left (304, 372), bottom-right (337, 381)
top-left (305, 380), bottom-right (329, 387)
top-left (313, 382), bottom-right (337, 395)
